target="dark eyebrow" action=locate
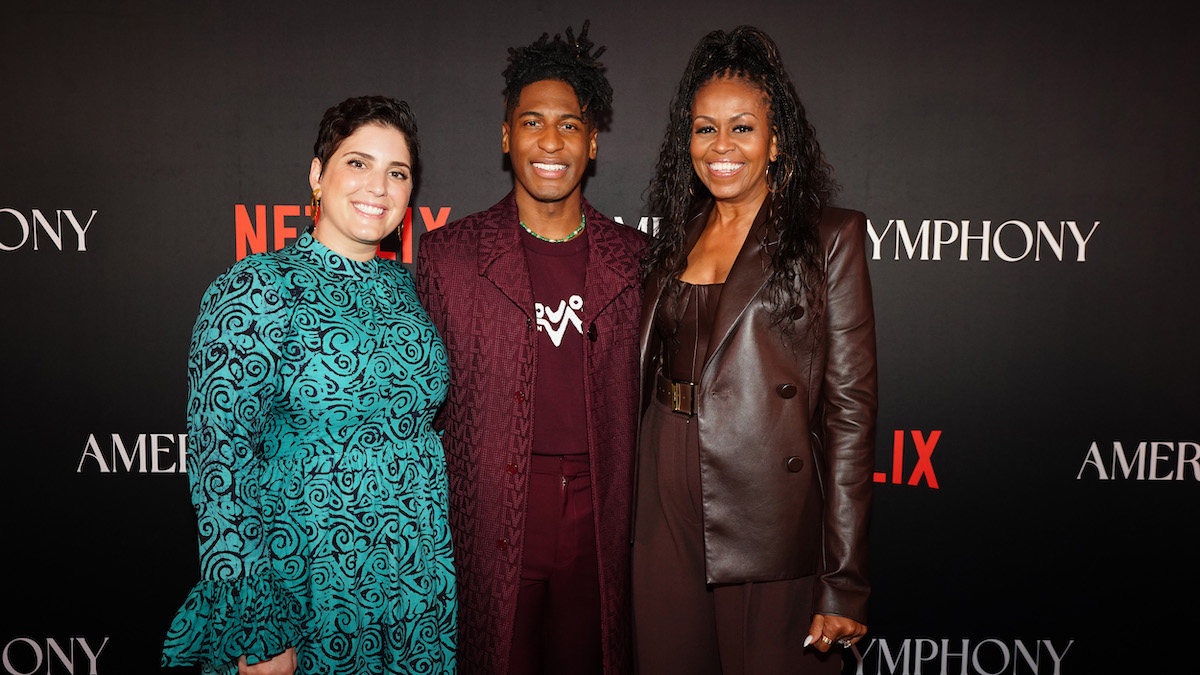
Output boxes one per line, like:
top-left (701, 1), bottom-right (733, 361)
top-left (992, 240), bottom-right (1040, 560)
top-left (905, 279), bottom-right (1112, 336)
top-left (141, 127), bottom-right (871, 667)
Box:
top-left (343, 150), bottom-right (410, 171)
top-left (518, 111), bottom-right (584, 123)
top-left (693, 112), bottom-right (760, 124)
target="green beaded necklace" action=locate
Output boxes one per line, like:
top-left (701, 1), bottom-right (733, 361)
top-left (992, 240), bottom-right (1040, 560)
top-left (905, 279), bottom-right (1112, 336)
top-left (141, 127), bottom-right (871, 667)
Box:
top-left (520, 212), bottom-right (586, 243)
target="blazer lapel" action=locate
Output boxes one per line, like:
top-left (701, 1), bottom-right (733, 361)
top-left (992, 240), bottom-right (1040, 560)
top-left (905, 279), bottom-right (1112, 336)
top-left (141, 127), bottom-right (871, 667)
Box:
top-left (639, 203), bottom-right (709, 373)
top-left (477, 192), bottom-right (535, 319)
top-left (582, 198), bottom-right (640, 324)
top-left (638, 268), bottom-right (665, 372)
top-left (701, 198), bottom-right (774, 371)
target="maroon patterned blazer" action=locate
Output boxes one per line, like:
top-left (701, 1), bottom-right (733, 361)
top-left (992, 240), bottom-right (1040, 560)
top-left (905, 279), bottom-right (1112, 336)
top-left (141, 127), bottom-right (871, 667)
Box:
top-left (416, 192), bottom-right (646, 674)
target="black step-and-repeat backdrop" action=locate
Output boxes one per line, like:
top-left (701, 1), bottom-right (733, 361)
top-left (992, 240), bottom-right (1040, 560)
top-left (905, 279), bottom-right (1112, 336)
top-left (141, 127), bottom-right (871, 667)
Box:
top-left (3, 1), bottom-right (1196, 673)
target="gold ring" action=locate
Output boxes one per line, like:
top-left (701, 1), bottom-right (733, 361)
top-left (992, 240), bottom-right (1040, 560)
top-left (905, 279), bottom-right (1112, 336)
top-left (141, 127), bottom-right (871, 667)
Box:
top-left (821, 636), bottom-right (833, 645)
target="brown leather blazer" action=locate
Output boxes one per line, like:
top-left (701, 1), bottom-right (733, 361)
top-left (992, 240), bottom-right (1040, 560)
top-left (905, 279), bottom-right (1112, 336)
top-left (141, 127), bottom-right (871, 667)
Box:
top-left (637, 199), bottom-right (876, 622)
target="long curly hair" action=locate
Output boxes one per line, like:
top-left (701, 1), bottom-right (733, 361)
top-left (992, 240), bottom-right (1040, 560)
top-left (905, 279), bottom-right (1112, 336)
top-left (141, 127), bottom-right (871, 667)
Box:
top-left (502, 20), bottom-right (613, 130)
top-left (645, 26), bottom-right (838, 329)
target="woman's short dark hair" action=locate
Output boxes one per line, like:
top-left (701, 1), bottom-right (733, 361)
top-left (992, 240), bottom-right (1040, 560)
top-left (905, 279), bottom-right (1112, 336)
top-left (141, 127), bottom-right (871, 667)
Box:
top-left (645, 26), bottom-right (838, 329)
top-left (502, 20), bottom-right (613, 130)
top-left (313, 96), bottom-right (420, 174)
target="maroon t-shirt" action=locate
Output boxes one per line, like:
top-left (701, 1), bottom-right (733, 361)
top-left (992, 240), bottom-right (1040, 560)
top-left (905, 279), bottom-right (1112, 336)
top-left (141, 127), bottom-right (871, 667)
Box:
top-left (522, 227), bottom-right (589, 456)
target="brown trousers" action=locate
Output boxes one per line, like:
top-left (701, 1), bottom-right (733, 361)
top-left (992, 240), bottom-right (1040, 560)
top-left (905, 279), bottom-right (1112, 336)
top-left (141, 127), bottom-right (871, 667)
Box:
top-left (632, 399), bottom-right (843, 675)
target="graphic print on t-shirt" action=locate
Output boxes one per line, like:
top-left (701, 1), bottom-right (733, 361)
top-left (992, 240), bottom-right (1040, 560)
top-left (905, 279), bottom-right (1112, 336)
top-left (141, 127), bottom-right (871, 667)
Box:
top-left (536, 294), bottom-right (584, 347)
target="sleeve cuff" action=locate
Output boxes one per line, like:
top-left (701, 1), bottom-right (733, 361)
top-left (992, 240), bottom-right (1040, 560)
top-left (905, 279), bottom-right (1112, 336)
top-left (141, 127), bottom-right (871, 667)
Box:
top-left (161, 575), bottom-right (307, 670)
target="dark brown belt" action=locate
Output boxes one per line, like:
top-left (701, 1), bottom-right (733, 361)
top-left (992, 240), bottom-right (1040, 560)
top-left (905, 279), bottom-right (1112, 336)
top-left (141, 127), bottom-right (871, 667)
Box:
top-left (655, 370), bottom-right (697, 416)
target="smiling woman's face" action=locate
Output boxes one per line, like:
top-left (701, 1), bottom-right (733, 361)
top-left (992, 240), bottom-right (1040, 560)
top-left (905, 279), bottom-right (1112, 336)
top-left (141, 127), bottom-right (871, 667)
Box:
top-left (309, 123), bottom-right (413, 261)
top-left (690, 75), bottom-right (778, 208)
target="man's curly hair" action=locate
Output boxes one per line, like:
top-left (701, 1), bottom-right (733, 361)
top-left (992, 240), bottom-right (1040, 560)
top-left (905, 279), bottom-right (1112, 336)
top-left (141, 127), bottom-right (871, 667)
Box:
top-left (502, 20), bottom-right (614, 130)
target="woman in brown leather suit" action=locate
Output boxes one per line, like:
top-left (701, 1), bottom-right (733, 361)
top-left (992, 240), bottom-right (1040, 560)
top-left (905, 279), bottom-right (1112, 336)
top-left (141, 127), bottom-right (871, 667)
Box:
top-left (633, 26), bottom-right (877, 674)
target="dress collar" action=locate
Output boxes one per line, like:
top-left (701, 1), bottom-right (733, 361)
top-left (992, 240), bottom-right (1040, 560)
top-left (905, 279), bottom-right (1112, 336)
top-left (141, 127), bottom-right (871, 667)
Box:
top-left (293, 230), bottom-right (381, 281)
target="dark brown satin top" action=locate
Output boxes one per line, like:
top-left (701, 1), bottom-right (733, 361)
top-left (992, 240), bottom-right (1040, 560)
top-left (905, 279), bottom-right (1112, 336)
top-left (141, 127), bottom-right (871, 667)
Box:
top-left (655, 280), bottom-right (724, 384)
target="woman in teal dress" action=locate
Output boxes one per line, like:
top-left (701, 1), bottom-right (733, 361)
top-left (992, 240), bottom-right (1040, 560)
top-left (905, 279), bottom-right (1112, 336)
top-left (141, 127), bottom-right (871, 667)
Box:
top-left (163, 96), bottom-right (456, 674)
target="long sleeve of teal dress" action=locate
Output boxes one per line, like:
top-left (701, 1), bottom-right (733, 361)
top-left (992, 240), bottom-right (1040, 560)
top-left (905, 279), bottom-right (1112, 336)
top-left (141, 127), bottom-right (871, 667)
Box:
top-left (163, 232), bottom-right (456, 674)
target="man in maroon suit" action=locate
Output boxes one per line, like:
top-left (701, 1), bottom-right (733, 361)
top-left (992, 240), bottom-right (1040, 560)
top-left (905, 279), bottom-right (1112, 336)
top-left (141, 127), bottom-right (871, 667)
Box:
top-left (416, 22), bottom-right (646, 675)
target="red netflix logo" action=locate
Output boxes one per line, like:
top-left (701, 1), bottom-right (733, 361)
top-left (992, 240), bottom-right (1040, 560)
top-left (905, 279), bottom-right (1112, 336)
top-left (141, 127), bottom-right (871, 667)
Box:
top-left (234, 204), bottom-right (452, 262)
top-left (875, 430), bottom-right (940, 489)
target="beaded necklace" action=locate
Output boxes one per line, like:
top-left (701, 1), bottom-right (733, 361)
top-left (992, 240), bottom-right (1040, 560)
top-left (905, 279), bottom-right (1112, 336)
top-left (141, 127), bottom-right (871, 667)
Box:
top-left (520, 212), bottom-right (586, 242)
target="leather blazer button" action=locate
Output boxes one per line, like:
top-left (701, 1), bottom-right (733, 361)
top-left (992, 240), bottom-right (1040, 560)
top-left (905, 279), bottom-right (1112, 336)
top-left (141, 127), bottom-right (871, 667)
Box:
top-left (505, 463), bottom-right (518, 475)
top-left (786, 456), bottom-right (804, 472)
top-left (792, 306), bottom-right (805, 320)
top-left (587, 323), bottom-right (598, 341)
top-left (776, 383), bottom-right (798, 399)
top-left (514, 390), bottom-right (525, 403)
top-left (497, 538), bottom-right (508, 551)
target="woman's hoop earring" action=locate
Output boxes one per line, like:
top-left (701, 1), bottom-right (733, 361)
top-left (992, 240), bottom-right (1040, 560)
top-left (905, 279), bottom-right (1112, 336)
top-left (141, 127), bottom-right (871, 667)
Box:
top-left (767, 154), bottom-right (794, 195)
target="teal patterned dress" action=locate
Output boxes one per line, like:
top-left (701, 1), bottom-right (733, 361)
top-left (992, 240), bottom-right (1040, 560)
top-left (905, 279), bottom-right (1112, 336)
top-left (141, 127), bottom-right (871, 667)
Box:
top-left (163, 232), bottom-right (456, 674)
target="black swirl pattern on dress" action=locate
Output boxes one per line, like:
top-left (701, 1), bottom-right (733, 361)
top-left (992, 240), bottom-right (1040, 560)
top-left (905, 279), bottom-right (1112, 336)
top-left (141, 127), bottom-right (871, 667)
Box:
top-left (163, 232), bottom-right (456, 674)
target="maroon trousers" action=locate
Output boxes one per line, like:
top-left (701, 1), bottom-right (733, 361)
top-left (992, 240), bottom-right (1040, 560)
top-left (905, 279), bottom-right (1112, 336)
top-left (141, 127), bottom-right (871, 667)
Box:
top-left (632, 399), bottom-right (843, 675)
top-left (509, 454), bottom-right (603, 675)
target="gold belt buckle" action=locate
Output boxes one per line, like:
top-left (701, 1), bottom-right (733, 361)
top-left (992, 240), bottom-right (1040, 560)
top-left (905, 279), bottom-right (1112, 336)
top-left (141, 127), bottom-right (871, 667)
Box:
top-left (657, 370), bottom-right (696, 416)
top-left (672, 380), bottom-right (695, 416)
